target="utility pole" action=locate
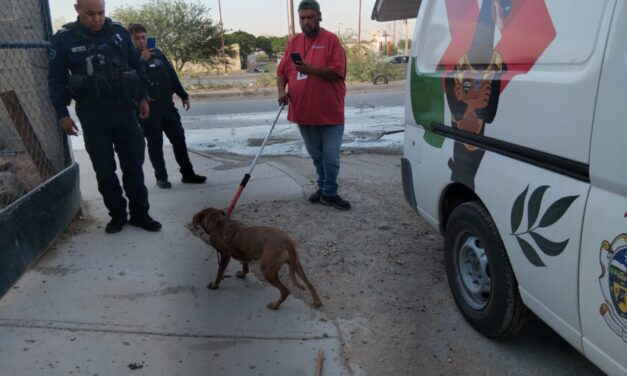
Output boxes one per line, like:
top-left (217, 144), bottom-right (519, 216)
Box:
top-left (404, 19), bottom-right (409, 54)
top-left (288, 0), bottom-right (295, 37)
top-left (392, 21), bottom-right (396, 54)
top-left (383, 30), bottom-right (389, 57)
top-left (358, 0), bottom-right (362, 47)
top-left (218, 0), bottom-right (228, 74)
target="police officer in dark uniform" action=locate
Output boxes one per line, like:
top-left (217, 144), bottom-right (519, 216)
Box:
top-left (48, 0), bottom-right (161, 234)
top-left (128, 23), bottom-right (206, 189)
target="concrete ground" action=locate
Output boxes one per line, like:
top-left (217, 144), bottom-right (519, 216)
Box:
top-left (0, 148), bottom-right (348, 376)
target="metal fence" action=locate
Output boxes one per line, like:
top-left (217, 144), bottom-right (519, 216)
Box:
top-left (0, 0), bottom-right (69, 210)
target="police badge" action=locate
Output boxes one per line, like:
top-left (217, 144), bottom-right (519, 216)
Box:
top-left (599, 235), bottom-right (627, 342)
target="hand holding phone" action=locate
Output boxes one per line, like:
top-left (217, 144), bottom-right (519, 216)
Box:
top-left (147, 37), bottom-right (156, 49)
top-left (290, 53), bottom-right (302, 63)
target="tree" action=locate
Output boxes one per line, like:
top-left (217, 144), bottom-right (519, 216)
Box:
top-left (397, 38), bottom-right (412, 53)
top-left (255, 36), bottom-right (273, 57)
top-left (269, 36), bottom-right (289, 55)
top-left (224, 30), bottom-right (257, 58)
top-left (111, 0), bottom-right (227, 71)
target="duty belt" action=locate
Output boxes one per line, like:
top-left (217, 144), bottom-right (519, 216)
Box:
top-left (77, 98), bottom-right (134, 107)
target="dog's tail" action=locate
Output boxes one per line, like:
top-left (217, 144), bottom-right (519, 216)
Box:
top-left (287, 245), bottom-right (306, 290)
top-left (288, 244), bottom-right (322, 307)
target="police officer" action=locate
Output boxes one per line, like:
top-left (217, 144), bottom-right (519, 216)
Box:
top-left (48, 0), bottom-right (161, 234)
top-left (128, 23), bottom-right (206, 189)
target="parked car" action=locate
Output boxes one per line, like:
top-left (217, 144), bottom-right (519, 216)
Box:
top-left (253, 63), bottom-right (269, 73)
top-left (374, 0), bottom-right (627, 375)
top-left (372, 55), bottom-right (409, 85)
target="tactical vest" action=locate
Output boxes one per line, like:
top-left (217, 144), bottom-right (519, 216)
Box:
top-left (65, 20), bottom-right (140, 101)
top-left (146, 54), bottom-right (173, 102)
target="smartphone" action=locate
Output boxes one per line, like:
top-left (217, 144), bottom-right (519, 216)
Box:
top-left (147, 37), bottom-right (156, 49)
top-left (290, 52), bottom-right (302, 63)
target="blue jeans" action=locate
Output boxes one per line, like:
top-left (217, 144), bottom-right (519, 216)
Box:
top-left (298, 124), bottom-right (344, 197)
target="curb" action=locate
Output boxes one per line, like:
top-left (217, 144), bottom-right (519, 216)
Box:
top-left (189, 80), bottom-right (406, 101)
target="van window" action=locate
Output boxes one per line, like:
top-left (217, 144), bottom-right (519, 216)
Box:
top-left (415, 0), bottom-right (610, 73)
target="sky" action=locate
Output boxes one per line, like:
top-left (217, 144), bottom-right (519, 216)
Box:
top-left (48, 0), bottom-right (414, 39)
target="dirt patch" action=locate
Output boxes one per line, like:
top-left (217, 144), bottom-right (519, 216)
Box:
top-left (229, 152), bottom-right (602, 376)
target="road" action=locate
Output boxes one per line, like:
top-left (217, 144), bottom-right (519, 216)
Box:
top-left (177, 90), bottom-right (405, 156)
top-left (184, 90), bottom-right (404, 117)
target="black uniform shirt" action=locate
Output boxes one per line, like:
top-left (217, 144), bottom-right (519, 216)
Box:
top-left (48, 17), bottom-right (149, 119)
top-left (144, 49), bottom-right (189, 101)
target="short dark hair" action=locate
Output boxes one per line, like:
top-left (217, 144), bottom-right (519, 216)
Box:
top-left (128, 23), bottom-right (147, 34)
top-left (298, 0), bottom-right (320, 12)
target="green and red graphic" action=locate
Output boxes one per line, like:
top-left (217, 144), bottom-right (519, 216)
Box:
top-left (411, 0), bottom-right (556, 189)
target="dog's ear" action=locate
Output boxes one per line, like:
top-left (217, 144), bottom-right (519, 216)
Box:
top-left (192, 211), bottom-right (204, 228)
top-left (206, 210), bottom-right (228, 229)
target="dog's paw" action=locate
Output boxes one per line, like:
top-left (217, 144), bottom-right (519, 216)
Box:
top-left (312, 300), bottom-right (322, 308)
top-left (266, 302), bottom-right (280, 310)
top-left (207, 282), bottom-right (219, 290)
top-left (235, 271), bottom-right (247, 279)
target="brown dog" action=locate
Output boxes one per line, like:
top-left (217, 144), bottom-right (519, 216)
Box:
top-left (192, 207), bottom-right (322, 310)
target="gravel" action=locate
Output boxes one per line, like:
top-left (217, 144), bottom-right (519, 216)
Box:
top-left (231, 151), bottom-right (604, 376)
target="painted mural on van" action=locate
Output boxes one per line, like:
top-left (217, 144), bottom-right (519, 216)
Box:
top-left (410, 0), bottom-right (556, 190)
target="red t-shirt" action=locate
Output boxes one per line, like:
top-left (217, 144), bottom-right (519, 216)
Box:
top-left (277, 28), bottom-right (346, 125)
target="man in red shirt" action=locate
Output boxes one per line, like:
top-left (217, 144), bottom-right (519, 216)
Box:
top-left (277, 0), bottom-right (350, 210)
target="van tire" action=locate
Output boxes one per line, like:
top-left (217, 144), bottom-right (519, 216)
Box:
top-left (373, 74), bottom-right (388, 85)
top-left (444, 201), bottom-right (527, 338)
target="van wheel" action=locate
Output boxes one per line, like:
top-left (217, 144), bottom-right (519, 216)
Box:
top-left (373, 74), bottom-right (388, 85)
top-left (444, 201), bottom-right (527, 337)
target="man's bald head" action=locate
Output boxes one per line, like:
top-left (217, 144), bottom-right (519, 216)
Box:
top-left (75, 0), bottom-right (106, 32)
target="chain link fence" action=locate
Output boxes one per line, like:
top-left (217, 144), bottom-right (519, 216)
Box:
top-left (0, 0), bottom-right (68, 210)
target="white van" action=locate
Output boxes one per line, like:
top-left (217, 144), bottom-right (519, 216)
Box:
top-left (372, 1), bottom-right (627, 375)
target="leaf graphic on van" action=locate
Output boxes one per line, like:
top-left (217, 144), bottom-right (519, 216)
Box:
top-left (510, 185), bottom-right (528, 233)
top-left (538, 196), bottom-right (579, 228)
top-left (529, 232), bottom-right (569, 257)
top-left (527, 185), bottom-right (550, 229)
top-left (510, 186), bottom-right (579, 267)
top-left (515, 236), bottom-right (545, 267)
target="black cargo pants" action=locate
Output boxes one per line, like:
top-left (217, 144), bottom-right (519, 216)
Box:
top-left (76, 100), bottom-right (150, 219)
top-left (139, 102), bottom-right (194, 181)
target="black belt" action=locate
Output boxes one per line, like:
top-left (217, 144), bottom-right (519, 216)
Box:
top-left (77, 98), bottom-right (134, 107)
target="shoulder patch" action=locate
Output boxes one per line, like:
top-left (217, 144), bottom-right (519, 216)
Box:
top-left (48, 49), bottom-right (57, 61)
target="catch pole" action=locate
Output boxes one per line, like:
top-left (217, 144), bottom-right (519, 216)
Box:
top-left (225, 103), bottom-right (286, 217)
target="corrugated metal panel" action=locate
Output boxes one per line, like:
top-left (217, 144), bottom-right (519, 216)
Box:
top-left (371, 0), bottom-right (421, 22)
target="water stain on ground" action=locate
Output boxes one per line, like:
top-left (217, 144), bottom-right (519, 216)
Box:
top-left (104, 286), bottom-right (197, 301)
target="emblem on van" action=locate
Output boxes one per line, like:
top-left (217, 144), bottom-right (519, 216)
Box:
top-left (510, 185), bottom-right (578, 267)
top-left (599, 235), bottom-right (627, 342)
top-left (410, 0), bottom-right (556, 191)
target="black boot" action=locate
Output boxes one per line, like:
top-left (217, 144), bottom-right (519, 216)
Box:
top-left (105, 215), bottom-right (128, 234)
top-left (181, 173), bottom-right (206, 184)
top-left (129, 214), bottom-right (162, 232)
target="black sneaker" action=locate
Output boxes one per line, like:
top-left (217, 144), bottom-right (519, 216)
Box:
top-left (182, 174), bottom-right (206, 184)
top-left (105, 216), bottom-right (127, 234)
top-left (157, 179), bottom-right (172, 189)
top-left (308, 189), bottom-right (322, 203)
top-left (129, 214), bottom-right (162, 232)
top-left (320, 194), bottom-right (351, 210)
